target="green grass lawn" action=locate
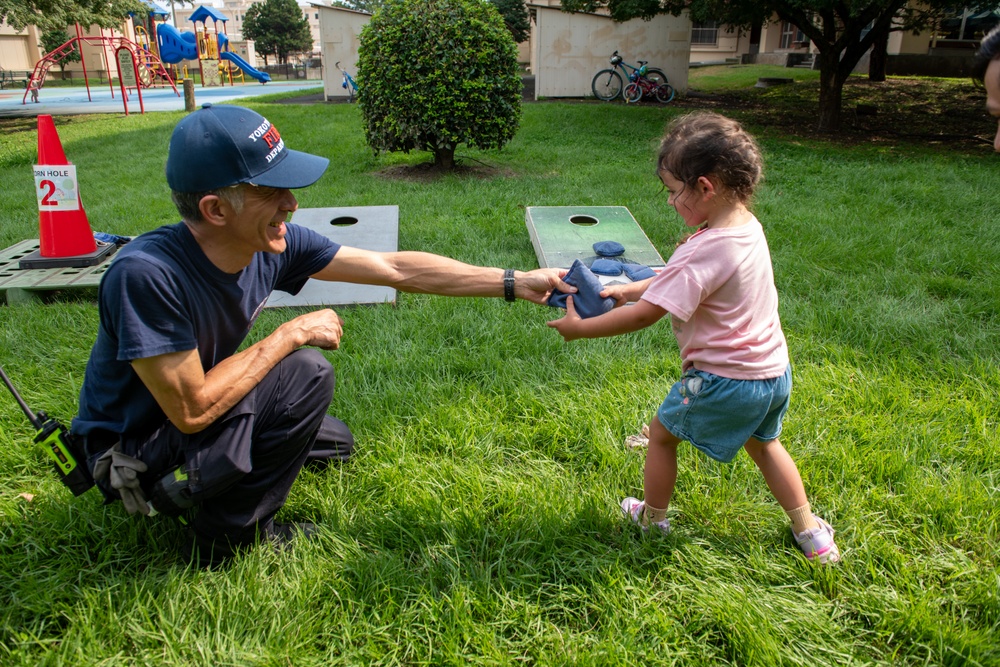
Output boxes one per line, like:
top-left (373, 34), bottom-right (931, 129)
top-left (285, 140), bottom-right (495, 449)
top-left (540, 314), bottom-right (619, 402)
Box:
top-left (0, 79), bottom-right (998, 665)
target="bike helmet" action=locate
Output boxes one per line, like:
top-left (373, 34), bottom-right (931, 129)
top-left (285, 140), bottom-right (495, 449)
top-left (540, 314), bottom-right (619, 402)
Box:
top-left (638, 64), bottom-right (648, 76)
top-left (610, 54), bottom-right (622, 65)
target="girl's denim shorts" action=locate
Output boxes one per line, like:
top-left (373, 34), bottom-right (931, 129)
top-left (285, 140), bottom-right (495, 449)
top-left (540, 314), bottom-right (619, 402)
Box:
top-left (657, 364), bottom-right (792, 463)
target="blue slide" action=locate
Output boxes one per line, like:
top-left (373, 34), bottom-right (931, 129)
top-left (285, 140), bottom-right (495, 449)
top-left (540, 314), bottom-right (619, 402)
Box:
top-left (220, 51), bottom-right (271, 83)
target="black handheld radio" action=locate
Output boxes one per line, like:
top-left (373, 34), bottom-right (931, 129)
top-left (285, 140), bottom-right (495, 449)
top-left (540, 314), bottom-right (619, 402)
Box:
top-left (0, 365), bottom-right (94, 496)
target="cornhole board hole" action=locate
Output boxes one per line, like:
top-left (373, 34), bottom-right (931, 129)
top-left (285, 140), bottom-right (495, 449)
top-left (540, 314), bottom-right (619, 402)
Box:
top-left (524, 206), bottom-right (665, 284)
top-left (266, 205), bottom-right (399, 308)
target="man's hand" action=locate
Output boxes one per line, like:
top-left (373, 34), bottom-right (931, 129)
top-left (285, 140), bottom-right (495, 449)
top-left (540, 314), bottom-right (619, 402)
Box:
top-left (515, 268), bottom-right (575, 305)
top-left (289, 309), bottom-right (344, 350)
top-left (546, 295), bottom-right (585, 341)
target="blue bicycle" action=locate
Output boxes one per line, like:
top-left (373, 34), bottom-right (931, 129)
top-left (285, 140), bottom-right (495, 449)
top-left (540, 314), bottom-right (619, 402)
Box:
top-left (591, 50), bottom-right (674, 103)
top-left (336, 61), bottom-right (358, 102)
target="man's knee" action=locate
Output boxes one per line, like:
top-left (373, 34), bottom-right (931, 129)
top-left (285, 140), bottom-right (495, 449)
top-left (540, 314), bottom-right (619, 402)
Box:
top-left (282, 348), bottom-right (335, 404)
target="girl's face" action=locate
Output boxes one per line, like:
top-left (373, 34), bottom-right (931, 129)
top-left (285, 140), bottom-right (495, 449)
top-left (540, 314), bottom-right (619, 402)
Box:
top-left (659, 170), bottom-right (709, 227)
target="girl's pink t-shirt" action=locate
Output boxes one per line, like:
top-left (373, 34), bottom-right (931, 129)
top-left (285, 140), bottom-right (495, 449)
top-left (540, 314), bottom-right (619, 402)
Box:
top-left (641, 216), bottom-right (788, 380)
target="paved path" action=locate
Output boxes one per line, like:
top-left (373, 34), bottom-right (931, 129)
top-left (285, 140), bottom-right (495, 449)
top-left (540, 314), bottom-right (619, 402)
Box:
top-left (0, 80), bottom-right (321, 118)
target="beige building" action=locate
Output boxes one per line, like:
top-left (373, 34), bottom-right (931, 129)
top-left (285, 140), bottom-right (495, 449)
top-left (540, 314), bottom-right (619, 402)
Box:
top-left (3, 20), bottom-right (138, 82)
top-left (1, 19), bottom-right (44, 73)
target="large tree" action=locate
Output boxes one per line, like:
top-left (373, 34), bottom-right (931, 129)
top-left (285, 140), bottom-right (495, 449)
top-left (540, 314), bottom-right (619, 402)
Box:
top-left (0, 0), bottom-right (144, 32)
top-left (560, 0), bottom-right (957, 132)
top-left (490, 0), bottom-right (530, 44)
top-left (242, 0), bottom-right (313, 65)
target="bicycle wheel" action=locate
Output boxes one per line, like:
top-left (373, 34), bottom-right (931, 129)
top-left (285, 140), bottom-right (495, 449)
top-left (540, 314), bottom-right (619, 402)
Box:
top-left (645, 68), bottom-right (669, 87)
top-left (591, 69), bottom-right (623, 101)
top-left (654, 83), bottom-right (675, 104)
top-left (624, 82), bottom-right (642, 104)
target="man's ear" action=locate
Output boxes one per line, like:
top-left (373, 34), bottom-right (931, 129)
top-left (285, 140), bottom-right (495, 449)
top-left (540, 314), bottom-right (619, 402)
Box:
top-left (197, 194), bottom-right (228, 227)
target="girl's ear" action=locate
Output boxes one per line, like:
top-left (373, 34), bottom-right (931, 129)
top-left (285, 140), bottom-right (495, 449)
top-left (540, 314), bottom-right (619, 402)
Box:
top-left (696, 175), bottom-right (717, 200)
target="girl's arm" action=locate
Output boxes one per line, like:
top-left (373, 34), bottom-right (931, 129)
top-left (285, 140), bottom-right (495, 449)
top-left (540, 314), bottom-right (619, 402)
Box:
top-left (547, 295), bottom-right (667, 342)
top-left (600, 276), bottom-right (655, 307)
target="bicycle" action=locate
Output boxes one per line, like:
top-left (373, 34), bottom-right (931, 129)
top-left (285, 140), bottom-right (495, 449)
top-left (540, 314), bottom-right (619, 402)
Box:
top-left (335, 61), bottom-right (358, 102)
top-left (591, 51), bottom-right (674, 104)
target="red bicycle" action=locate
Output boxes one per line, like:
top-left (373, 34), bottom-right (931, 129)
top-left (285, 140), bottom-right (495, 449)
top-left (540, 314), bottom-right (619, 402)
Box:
top-left (624, 71), bottom-right (675, 104)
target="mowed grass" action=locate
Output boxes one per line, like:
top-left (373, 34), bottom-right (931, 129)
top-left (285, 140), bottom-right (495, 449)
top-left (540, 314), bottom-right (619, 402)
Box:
top-left (0, 82), bottom-right (998, 665)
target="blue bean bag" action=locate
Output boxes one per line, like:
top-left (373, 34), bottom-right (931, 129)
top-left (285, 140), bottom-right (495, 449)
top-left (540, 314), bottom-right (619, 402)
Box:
top-left (592, 241), bottom-right (625, 257)
top-left (590, 258), bottom-right (623, 276)
top-left (548, 259), bottom-right (616, 318)
top-left (622, 263), bottom-right (656, 281)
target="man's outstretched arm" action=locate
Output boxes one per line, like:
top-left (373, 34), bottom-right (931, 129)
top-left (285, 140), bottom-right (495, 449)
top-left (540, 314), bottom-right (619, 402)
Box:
top-left (312, 246), bottom-right (574, 305)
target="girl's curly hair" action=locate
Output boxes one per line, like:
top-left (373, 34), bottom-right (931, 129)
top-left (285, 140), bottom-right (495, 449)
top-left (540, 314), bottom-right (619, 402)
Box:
top-left (657, 112), bottom-right (762, 205)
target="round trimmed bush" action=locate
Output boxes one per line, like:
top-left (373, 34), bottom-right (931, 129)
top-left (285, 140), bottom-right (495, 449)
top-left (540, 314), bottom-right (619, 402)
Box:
top-left (357, 0), bottom-right (522, 169)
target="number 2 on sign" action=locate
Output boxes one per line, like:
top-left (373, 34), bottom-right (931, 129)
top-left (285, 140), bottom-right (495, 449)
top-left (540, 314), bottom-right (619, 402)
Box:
top-left (39, 179), bottom-right (57, 206)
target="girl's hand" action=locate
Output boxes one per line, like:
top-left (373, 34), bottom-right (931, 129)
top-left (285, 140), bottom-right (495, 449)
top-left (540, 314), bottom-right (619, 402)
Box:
top-left (600, 283), bottom-right (632, 308)
top-left (547, 295), bottom-right (585, 341)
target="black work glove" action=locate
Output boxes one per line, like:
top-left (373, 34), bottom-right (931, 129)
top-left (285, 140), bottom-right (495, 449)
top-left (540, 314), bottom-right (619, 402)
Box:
top-left (93, 443), bottom-right (150, 516)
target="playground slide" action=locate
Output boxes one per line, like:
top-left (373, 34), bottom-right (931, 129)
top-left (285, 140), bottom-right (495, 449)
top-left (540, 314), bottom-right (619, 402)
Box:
top-left (220, 51), bottom-right (271, 83)
top-left (156, 22), bottom-right (197, 64)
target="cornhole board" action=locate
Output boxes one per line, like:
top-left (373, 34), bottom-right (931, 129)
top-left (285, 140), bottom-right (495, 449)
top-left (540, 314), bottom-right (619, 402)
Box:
top-left (524, 206), bottom-right (665, 284)
top-left (266, 205), bottom-right (399, 308)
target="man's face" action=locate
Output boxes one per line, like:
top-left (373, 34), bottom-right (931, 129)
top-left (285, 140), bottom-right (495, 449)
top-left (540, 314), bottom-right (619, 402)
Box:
top-left (230, 184), bottom-right (299, 255)
top-left (985, 58), bottom-right (1000, 152)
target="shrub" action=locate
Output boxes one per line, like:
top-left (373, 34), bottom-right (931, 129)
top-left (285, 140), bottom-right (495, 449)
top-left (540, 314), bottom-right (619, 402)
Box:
top-left (357, 0), bottom-right (522, 170)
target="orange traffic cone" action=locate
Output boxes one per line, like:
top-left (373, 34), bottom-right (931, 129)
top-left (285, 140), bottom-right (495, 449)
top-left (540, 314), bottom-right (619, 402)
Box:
top-left (20, 115), bottom-right (116, 269)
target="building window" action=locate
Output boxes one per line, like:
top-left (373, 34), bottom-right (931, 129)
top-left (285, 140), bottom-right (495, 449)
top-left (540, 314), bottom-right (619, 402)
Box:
top-left (691, 21), bottom-right (719, 46)
top-left (314, 13), bottom-right (319, 19)
top-left (939, 7), bottom-right (1000, 41)
top-left (779, 21), bottom-right (806, 49)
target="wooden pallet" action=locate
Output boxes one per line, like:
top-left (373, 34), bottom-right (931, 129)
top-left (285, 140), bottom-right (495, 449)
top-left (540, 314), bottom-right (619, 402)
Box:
top-left (0, 239), bottom-right (115, 304)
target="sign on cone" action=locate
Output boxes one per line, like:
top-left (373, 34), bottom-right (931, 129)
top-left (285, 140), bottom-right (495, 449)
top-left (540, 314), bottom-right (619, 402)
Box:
top-left (34, 115), bottom-right (97, 257)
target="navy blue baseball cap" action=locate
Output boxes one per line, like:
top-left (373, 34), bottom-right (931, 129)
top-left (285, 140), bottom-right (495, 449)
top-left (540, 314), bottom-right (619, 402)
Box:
top-left (166, 103), bottom-right (329, 193)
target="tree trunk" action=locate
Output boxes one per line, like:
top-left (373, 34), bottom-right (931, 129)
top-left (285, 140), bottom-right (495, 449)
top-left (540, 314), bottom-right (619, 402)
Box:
top-left (434, 146), bottom-right (455, 170)
top-left (816, 53), bottom-right (846, 132)
top-left (868, 25), bottom-right (889, 82)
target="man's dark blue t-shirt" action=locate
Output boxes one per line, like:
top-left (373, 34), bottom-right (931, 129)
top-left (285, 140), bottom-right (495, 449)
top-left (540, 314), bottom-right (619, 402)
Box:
top-left (72, 222), bottom-right (339, 438)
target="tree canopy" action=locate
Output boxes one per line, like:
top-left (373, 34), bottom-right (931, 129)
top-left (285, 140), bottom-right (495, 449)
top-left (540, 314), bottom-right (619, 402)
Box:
top-left (560, 0), bottom-right (962, 132)
top-left (242, 0), bottom-right (313, 65)
top-left (0, 0), bottom-right (145, 33)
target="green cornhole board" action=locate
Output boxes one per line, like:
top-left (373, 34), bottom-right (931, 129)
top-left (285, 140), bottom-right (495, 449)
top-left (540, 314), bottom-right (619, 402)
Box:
top-left (524, 206), bottom-right (665, 270)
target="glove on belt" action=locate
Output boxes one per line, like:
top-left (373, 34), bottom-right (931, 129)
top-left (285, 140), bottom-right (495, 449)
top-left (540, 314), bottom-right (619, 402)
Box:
top-left (93, 443), bottom-right (149, 515)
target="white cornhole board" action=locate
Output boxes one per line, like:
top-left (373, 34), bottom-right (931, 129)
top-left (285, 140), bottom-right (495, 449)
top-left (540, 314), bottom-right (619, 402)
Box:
top-left (266, 205), bottom-right (399, 308)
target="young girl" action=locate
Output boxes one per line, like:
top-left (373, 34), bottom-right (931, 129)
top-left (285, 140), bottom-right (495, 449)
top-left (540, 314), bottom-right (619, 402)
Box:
top-left (548, 112), bottom-right (839, 564)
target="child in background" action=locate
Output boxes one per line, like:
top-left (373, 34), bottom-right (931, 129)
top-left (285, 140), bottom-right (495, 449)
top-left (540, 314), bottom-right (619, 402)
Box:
top-left (547, 112), bottom-right (839, 564)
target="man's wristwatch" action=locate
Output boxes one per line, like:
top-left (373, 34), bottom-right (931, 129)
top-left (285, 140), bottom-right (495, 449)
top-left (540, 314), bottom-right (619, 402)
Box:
top-left (503, 269), bottom-right (516, 302)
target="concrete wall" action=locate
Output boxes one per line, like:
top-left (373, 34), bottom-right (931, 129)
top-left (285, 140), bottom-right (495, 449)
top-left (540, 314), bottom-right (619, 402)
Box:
top-left (530, 6), bottom-right (691, 98)
top-left (317, 5), bottom-right (369, 101)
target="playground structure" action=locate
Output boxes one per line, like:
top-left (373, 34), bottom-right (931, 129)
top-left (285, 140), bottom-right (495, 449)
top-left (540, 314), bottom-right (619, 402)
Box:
top-left (153, 6), bottom-right (270, 86)
top-left (22, 1), bottom-right (268, 106)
